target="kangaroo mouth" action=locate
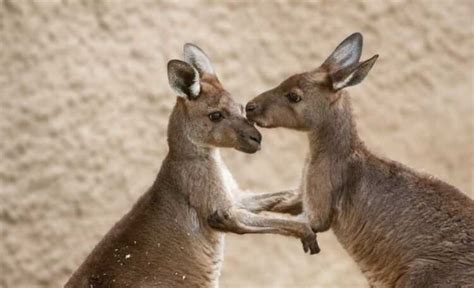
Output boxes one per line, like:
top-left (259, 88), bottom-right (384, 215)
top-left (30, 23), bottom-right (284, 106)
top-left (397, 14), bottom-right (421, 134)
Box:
top-left (247, 116), bottom-right (273, 129)
top-left (255, 121), bottom-right (269, 128)
top-left (237, 142), bottom-right (260, 153)
top-left (254, 120), bottom-right (274, 129)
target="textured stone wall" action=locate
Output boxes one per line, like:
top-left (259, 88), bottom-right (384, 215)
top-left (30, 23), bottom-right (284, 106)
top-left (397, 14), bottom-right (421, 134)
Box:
top-left (1, 0), bottom-right (472, 287)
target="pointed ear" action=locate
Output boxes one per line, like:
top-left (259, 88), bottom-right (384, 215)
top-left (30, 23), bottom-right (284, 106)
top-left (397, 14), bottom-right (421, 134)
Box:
top-left (330, 55), bottom-right (378, 91)
top-left (183, 43), bottom-right (215, 76)
top-left (167, 59), bottom-right (200, 99)
top-left (322, 33), bottom-right (363, 72)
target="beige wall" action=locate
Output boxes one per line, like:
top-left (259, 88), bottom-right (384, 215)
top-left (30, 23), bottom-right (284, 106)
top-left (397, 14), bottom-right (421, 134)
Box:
top-left (1, 1), bottom-right (472, 287)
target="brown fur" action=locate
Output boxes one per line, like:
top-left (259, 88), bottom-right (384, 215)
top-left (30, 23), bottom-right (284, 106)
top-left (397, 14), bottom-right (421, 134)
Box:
top-left (247, 33), bottom-right (474, 287)
top-left (65, 44), bottom-right (319, 288)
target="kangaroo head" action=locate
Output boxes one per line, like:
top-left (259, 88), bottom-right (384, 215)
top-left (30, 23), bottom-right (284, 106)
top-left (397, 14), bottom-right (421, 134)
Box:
top-left (246, 33), bottom-right (378, 131)
top-left (167, 44), bottom-right (261, 153)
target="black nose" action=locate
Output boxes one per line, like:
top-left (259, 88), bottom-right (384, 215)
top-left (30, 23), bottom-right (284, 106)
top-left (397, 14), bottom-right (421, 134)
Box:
top-left (246, 102), bottom-right (257, 113)
top-left (249, 131), bottom-right (262, 144)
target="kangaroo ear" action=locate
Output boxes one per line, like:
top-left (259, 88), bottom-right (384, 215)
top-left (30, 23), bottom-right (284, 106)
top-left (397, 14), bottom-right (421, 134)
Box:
top-left (330, 55), bottom-right (378, 91)
top-left (167, 59), bottom-right (200, 99)
top-left (183, 43), bottom-right (215, 76)
top-left (322, 33), bottom-right (363, 72)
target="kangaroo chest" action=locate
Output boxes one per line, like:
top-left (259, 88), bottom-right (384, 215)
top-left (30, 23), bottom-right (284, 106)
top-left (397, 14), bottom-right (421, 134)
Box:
top-left (214, 153), bottom-right (239, 195)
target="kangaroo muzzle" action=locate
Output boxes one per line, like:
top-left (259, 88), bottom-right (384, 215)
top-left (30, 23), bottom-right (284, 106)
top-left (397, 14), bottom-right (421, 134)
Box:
top-left (236, 124), bottom-right (262, 154)
top-left (246, 99), bottom-right (271, 128)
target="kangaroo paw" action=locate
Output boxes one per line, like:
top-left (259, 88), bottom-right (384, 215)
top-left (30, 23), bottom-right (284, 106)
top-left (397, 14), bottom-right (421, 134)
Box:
top-left (207, 209), bottom-right (232, 230)
top-left (301, 233), bottom-right (321, 255)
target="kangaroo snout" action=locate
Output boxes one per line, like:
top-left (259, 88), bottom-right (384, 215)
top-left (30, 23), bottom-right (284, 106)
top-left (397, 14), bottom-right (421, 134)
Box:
top-left (246, 100), bottom-right (271, 128)
top-left (245, 101), bottom-right (258, 113)
top-left (237, 125), bottom-right (262, 154)
top-left (248, 129), bottom-right (262, 144)
top-left (245, 101), bottom-right (261, 122)
top-left (241, 127), bottom-right (261, 144)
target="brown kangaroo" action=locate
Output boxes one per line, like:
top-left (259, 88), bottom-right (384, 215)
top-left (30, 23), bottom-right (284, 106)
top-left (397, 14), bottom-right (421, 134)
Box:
top-left (245, 33), bottom-right (474, 287)
top-left (65, 44), bottom-right (319, 288)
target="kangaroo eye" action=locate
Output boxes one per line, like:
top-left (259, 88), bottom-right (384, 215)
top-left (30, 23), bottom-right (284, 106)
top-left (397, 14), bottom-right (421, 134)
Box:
top-left (209, 111), bottom-right (224, 122)
top-left (287, 92), bottom-right (301, 103)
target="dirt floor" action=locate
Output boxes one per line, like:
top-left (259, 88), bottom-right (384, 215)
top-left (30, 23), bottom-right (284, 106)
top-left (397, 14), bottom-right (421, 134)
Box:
top-left (1, 0), bottom-right (473, 287)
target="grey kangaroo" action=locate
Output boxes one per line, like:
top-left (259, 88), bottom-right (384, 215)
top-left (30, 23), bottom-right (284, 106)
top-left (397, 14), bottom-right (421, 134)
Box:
top-left (244, 33), bottom-right (474, 287)
top-left (65, 44), bottom-right (319, 288)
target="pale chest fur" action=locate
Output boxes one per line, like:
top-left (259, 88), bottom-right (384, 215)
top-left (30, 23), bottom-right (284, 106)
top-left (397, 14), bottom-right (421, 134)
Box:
top-left (175, 152), bottom-right (238, 288)
top-left (186, 151), bottom-right (238, 214)
top-left (205, 152), bottom-right (239, 287)
top-left (301, 158), bottom-right (311, 215)
top-left (212, 151), bottom-right (239, 197)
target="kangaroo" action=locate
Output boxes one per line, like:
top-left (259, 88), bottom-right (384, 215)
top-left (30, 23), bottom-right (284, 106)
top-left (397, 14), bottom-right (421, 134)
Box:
top-left (245, 33), bottom-right (474, 287)
top-left (65, 44), bottom-right (319, 288)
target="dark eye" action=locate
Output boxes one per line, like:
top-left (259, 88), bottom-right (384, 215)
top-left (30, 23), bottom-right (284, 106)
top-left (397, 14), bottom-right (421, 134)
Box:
top-left (209, 111), bottom-right (224, 122)
top-left (287, 92), bottom-right (301, 103)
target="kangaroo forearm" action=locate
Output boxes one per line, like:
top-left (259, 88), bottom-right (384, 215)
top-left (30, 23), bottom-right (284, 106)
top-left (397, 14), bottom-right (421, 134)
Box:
top-left (208, 207), bottom-right (307, 237)
top-left (234, 209), bottom-right (310, 238)
top-left (208, 207), bottom-right (320, 254)
top-left (269, 190), bottom-right (303, 215)
top-left (240, 190), bottom-right (296, 201)
top-left (237, 189), bottom-right (300, 213)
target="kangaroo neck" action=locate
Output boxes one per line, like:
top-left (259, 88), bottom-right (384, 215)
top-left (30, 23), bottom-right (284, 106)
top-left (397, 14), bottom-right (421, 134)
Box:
top-left (308, 96), bottom-right (359, 163)
top-left (166, 99), bottom-right (215, 161)
top-left (305, 95), bottom-right (364, 225)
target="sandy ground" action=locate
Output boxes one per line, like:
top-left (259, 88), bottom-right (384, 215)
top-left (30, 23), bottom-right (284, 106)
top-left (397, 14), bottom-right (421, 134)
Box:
top-left (1, 0), bottom-right (473, 287)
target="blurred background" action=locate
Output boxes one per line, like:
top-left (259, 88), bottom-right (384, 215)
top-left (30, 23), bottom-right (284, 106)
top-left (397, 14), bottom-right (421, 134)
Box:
top-left (1, 0), bottom-right (472, 287)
